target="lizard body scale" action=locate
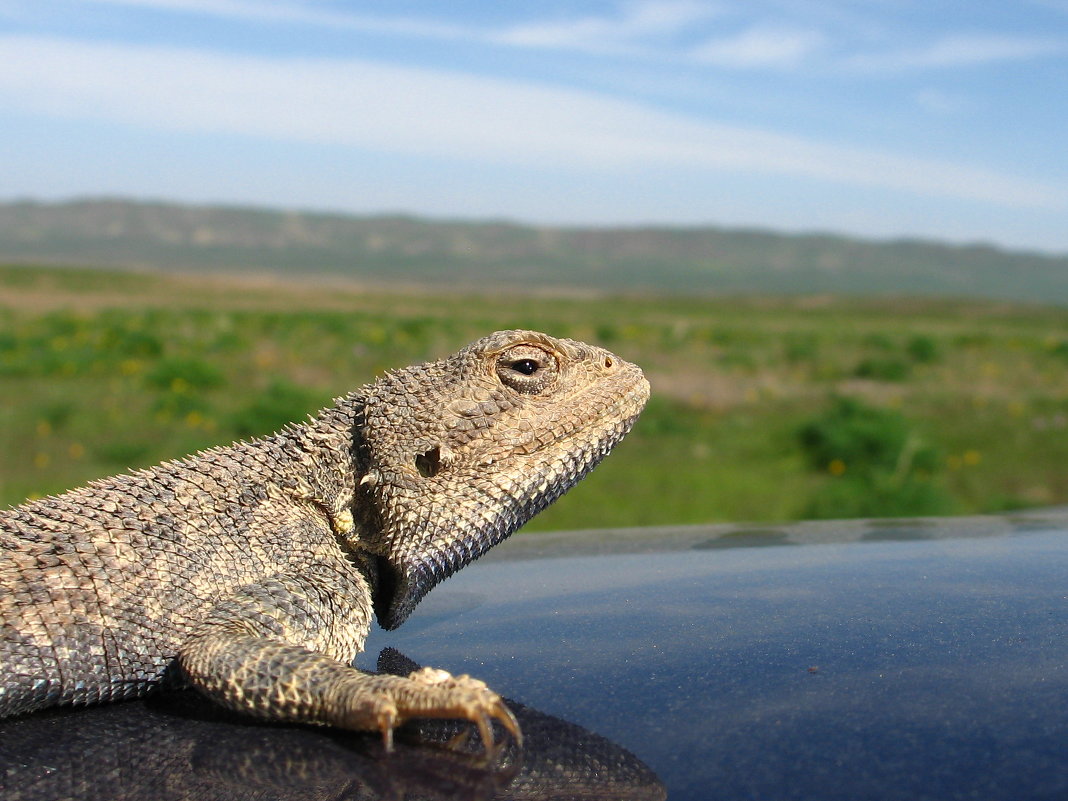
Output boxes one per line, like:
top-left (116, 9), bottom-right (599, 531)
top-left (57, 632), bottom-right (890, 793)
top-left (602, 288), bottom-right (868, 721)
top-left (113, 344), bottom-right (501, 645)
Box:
top-left (0, 330), bottom-right (649, 745)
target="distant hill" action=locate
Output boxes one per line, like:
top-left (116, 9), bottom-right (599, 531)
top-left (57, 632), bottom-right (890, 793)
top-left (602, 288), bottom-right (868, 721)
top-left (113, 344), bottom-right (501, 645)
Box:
top-left (2, 198), bottom-right (1067, 302)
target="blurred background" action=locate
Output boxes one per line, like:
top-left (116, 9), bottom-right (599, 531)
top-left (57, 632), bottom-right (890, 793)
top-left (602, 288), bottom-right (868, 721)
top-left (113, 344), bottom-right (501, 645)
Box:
top-left (1, 1), bottom-right (1067, 527)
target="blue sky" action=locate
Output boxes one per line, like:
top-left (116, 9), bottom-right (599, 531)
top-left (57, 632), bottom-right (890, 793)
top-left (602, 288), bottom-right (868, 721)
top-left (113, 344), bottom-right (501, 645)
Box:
top-left (1, 1), bottom-right (1067, 251)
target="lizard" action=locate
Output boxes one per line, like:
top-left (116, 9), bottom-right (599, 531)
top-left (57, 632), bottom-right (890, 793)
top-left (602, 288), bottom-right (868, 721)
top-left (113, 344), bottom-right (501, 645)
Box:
top-left (0, 329), bottom-right (649, 749)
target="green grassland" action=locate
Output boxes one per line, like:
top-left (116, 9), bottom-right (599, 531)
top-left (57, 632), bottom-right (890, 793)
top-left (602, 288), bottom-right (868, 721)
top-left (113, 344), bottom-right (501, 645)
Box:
top-left (2, 263), bottom-right (1068, 530)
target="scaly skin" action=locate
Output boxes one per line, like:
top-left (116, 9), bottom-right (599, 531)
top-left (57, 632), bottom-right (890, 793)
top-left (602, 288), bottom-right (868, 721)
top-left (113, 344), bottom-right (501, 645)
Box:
top-left (0, 330), bottom-right (649, 746)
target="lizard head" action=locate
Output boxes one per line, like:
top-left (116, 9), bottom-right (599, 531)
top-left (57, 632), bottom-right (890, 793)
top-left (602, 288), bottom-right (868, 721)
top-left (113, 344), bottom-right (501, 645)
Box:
top-left (351, 329), bottom-right (650, 630)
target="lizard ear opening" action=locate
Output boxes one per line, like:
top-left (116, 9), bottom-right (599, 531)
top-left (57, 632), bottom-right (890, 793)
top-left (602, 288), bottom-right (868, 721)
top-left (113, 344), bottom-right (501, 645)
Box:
top-left (414, 445), bottom-right (443, 478)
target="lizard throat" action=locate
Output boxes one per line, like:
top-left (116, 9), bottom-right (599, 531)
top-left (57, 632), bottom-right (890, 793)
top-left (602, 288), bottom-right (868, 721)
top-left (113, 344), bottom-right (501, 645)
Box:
top-left (375, 410), bottom-right (641, 630)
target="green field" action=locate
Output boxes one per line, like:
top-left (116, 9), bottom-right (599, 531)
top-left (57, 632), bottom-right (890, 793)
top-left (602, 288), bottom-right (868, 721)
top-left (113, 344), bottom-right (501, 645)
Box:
top-left (2, 263), bottom-right (1067, 530)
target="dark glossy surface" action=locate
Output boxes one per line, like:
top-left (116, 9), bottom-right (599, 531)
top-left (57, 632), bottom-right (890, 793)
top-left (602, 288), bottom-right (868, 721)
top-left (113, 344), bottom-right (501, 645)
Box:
top-left (3, 513), bottom-right (1067, 800)
top-left (360, 514), bottom-right (1068, 801)
top-left (0, 683), bottom-right (664, 801)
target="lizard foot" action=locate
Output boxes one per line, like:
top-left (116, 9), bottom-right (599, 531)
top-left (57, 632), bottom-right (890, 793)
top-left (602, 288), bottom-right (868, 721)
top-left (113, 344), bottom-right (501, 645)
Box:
top-left (375, 667), bottom-right (522, 754)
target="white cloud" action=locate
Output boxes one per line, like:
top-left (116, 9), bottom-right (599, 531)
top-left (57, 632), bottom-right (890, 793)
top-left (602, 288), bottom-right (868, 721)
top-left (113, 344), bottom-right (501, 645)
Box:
top-left (493, 1), bottom-right (718, 54)
top-left (72, 2), bottom-right (1068, 77)
top-left (851, 33), bottom-right (1065, 71)
top-left (82, 0), bottom-right (472, 40)
top-left (85, 0), bottom-right (734, 61)
top-left (85, 0), bottom-right (718, 55)
top-left (691, 26), bottom-right (824, 68)
top-left (0, 35), bottom-right (1060, 210)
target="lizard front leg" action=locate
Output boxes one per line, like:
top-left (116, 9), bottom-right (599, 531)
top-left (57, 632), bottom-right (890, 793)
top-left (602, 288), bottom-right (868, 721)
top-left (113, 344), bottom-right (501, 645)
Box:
top-left (175, 566), bottom-right (519, 749)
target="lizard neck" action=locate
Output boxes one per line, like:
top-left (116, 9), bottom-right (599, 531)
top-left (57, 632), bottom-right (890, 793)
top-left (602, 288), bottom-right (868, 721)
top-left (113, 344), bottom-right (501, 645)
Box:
top-left (280, 394), bottom-right (364, 550)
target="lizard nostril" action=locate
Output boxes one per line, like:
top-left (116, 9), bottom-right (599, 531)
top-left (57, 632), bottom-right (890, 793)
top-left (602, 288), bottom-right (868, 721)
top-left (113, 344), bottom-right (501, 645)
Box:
top-left (604, 356), bottom-right (614, 369)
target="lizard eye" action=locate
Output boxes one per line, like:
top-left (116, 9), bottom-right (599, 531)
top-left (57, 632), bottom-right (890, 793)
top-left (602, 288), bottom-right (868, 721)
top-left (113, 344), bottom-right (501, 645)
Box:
top-left (496, 345), bottom-right (558, 393)
top-left (509, 359), bottom-right (539, 376)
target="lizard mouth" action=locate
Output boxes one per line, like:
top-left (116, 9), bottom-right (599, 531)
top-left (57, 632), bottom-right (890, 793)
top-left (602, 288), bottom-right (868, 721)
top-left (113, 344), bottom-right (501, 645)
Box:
top-left (374, 388), bottom-right (647, 631)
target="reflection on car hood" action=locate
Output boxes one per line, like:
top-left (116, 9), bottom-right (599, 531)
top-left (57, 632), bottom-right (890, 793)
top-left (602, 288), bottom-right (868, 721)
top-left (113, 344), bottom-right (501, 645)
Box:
top-left (363, 509), bottom-right (1068, 801)
top-left (0, 649), bottom-right (665, 801)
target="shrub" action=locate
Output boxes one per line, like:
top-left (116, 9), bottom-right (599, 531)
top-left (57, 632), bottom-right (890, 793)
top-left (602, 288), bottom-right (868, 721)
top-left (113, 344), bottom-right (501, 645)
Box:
top-left (906, 335), bottom-right (941, 364)
top-left (152, 391), bottom-right (211, 418)
top-left (40, 401), bottom-right (74, 431)
top-left (595, 323), bottom-right (619, 345)
top-left (145, 358), bottom-right (225, 391)
top-left (94, 441), bottom-right (151, 467)
top-left (804, 474), bottom-right (954, 518)
top-left (783, 334), bottom-right (819, 364)
top-left (863, 333), bottom-right (895, 351)
top-left (798, 397), bottom-right (951, 518)
top-left (102, 326), bottom-right (164, 359)
top-left (230, 380), bottom-right (324, 438)
top-left (800, 397), bottom-right (918, 472)
top-left (854, 357), bottom-right (911, 381)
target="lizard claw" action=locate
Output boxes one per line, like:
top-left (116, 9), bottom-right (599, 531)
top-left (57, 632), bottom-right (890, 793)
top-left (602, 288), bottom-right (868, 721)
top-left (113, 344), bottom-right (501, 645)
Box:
top-left (395, 667), bottom-right (523, 753)
top-left (376, 702), bottom-right (399, 751)
top-left (489, 698), bottom-right (522, 749)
